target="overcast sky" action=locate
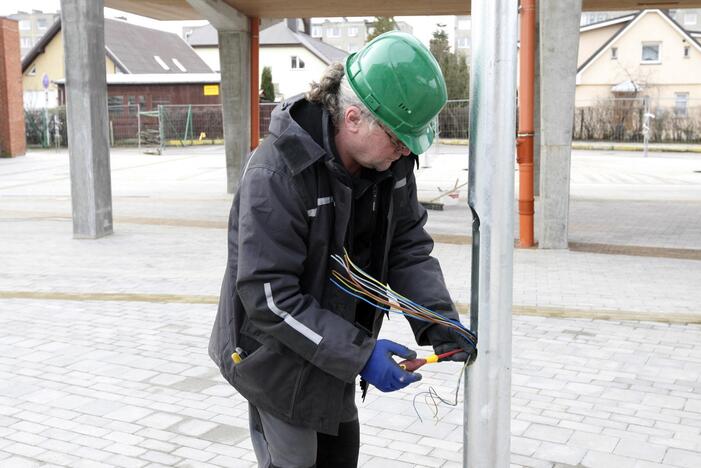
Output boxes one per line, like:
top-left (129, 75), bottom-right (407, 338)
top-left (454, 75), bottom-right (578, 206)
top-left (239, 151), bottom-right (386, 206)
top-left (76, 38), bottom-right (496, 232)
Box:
top-left (0, 0), bottom-right (457, 47)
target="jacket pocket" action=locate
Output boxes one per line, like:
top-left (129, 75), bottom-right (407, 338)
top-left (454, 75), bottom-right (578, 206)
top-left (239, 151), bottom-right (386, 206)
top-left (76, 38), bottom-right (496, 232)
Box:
top-left (233, 341), bottom-right (304, 418)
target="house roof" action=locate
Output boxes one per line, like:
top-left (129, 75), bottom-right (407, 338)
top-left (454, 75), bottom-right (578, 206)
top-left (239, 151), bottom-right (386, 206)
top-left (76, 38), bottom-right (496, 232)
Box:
top-left (579, 13), bottom-right (637, 32)
top-left (54, 73), bottom-right (221, 85)
top-left (22, 18), bottom-right (212, 74)
top-left (261, 21), bottom-right (347, 64)
top-left (183, 24), bottom-right (218, 47)
top-left (184, 20), bottom-right (348, 64)
top-left (611, 79), bottom-right (643, 93)
top-left (577, 9), bottom-right (701, 78)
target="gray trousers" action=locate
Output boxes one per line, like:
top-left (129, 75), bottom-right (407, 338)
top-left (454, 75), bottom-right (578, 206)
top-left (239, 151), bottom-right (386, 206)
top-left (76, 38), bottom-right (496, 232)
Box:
top-left (248, 404), bottom-right (359, 468)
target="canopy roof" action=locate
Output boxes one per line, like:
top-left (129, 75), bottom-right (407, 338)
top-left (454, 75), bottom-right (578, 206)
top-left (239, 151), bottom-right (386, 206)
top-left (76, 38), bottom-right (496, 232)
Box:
top-left (105, 0), bottom-right (701, 21)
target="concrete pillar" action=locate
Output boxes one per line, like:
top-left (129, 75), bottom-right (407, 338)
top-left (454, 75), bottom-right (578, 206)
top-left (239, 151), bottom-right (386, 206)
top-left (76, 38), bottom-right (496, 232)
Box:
top-left (218, 30), bottom-right (251, 193)
top-left (537, 0), bottom-right (581, 248)
top-left (186, 0), bottom-right (250, 193)
top-left (60, 0), bottom-right (113, 238)
top-left (0, 18), bottom-right (27, 157)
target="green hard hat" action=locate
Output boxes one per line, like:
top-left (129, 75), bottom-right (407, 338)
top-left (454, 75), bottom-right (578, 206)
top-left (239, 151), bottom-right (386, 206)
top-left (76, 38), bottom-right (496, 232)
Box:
top-left (345, 31), bottom-right (447, 155)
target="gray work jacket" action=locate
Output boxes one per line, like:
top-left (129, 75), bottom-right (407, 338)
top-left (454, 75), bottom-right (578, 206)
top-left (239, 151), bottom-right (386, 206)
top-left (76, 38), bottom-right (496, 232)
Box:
top-left (209, 95), bottom-right (458, 435)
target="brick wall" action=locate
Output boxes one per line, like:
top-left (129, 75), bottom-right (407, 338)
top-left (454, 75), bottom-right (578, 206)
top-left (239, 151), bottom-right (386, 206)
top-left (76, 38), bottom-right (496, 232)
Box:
top-left (0, 18), bottom-right (26, 157)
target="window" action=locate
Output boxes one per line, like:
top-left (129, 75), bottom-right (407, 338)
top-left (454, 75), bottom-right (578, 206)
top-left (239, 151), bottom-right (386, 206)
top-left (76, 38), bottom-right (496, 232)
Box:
top-left (311, 25), bottom-right (322, 37)
top-left (457, 37), bottom-right (471, 49)
top-left (37, 18), bottom-right (48, 30)
top-left (153, 55), bottom-right (170, 71)
top-left (641, 42), bottom-right (660, 63)
top-left (684, 13), bottom-right (697, 26)
top-left (684, 45), bottom-right (691, 59)
top-left (20, 37), bottom-right (32, 48)
top-left (172, 58), bottom-right (187, 72)
top-left (291, 55), bottom-right (305, 69)
top-left (108, 95), bottom-right (124, 115)
top-left (327, 27), bottom-right (341, 38)
top-left (152, 96), bottom-right (171, 107)
top-left (675, 93), bottom-right (689, 117)
top-left (458, 19), bottom-right (472, 30)
top-left (611, 47), bottom-right (618, 60)
top-left (347, 27), bottom-right (358, 37)
top-left (19, 20), bottom-right (30, 31)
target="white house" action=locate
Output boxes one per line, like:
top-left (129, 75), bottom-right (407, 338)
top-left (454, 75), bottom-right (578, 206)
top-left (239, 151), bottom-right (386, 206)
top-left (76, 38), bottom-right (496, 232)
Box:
top-left (184, 19), bottom-right (348, 100)
top-left (576, 9), bottom-right (701, 106)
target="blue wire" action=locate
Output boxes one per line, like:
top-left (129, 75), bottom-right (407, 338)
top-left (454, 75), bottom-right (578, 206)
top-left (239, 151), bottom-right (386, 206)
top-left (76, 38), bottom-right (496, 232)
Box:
top-left (329, 278), bottom-right (476, 345)
top-left (331, 255), bottom-right (476, 341)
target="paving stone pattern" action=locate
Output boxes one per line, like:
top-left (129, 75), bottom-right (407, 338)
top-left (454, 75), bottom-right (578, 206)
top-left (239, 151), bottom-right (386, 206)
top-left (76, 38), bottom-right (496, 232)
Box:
top-left (1, 147), bottom-right (700, 466)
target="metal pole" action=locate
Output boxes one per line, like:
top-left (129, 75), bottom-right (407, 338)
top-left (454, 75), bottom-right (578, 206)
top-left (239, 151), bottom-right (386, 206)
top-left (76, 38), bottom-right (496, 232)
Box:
top-left (137, 106), bottom-right (141, 150)
top-left (44, 88), bottom-right (50, 148)
top-left (465, 0), bottom-right (518, 466)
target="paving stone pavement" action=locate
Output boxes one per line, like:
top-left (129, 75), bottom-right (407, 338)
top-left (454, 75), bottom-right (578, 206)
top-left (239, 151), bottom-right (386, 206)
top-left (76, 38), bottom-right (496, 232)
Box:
top-left (1, 147), bottom-right (700, 467)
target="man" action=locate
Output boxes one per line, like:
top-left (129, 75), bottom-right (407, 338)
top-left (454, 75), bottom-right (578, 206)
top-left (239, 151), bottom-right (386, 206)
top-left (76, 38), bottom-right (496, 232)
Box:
top-left (209, 31), bottom-right (476, 467)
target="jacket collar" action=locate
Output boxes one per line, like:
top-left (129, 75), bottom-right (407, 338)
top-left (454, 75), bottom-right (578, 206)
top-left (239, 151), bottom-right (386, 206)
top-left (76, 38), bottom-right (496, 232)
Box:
top-left (269, 94), bottom-right (329, 176)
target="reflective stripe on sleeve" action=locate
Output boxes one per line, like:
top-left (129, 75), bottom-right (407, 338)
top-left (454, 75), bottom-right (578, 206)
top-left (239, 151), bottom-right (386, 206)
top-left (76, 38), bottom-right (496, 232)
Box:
top-left (264, 282), bottom-right (323, 345)
top-left (307, 196), bottom-right (334, 218)
top-left (394, 177), bottom-right (407, 189)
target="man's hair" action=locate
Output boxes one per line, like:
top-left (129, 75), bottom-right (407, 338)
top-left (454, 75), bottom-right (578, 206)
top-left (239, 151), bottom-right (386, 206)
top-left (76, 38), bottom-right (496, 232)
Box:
top-left (306, 62), bottom-right (377, 128)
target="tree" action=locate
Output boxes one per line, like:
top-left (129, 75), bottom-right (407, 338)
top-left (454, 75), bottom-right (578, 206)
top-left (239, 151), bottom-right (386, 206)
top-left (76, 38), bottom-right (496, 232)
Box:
top-left (260, 66), bottom-right (275, 102)
top-left (429, 28), bottom-right (469, 100)
top-left (366, 17), bottom-right (397, 42)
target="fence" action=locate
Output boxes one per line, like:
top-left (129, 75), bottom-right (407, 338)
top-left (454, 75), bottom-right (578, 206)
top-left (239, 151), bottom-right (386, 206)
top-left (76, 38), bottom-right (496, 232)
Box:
top-left (573, 97), bottom-right (701, 143)
top-left (25, 105), bottom-right (141, 148)
top-left (24, 96), bottom-right (701, 149)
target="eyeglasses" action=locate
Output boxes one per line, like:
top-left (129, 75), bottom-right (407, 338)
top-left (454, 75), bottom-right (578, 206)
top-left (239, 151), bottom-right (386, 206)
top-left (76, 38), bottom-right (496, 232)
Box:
top-left (378, 122), bottom-right (409, 153)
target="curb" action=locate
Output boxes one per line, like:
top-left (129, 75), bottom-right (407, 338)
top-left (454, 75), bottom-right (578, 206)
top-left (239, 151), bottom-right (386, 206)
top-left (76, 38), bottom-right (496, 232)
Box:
top-left (572, 142), bottom-right (701, 153)
top-left (2, 291), bottom-right (698, 325)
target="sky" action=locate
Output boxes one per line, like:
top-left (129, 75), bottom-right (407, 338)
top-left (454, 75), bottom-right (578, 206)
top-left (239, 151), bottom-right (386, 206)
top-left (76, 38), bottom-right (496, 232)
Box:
top-left (0, 0), bottom-right (457, 47)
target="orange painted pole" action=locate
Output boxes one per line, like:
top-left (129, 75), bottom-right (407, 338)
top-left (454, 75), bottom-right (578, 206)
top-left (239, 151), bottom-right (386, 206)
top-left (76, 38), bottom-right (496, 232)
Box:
top-left (250, 16), bottom-right (260, 150)
top-left (517, 0), bottom-right (536, 247)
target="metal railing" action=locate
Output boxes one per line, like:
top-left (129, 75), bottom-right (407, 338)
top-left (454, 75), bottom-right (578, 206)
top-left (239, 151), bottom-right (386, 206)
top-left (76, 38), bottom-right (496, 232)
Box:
top-left (24, 96), bottom-right (701, 149)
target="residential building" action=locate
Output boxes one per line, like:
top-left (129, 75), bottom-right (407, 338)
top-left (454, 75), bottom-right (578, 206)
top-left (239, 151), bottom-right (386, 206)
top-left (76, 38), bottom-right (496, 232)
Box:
top-left (454, 16), bottom-right (472, 60)
top-left (310, 18), bottom-right (413, 53)
top-left (21, 18), bottom-right (212, 108)
top-left (581, 8), bottom-right (701, 29)
top-left (580, 11), bottom-right (636, 26)
top-left (668, 8), bottom-right (701, 31)
top-left (183, 23), bottom-right (222, 72)
top-left (184, 19), bottom-right (348, 100)
top-left (6, 10), bottom-right (59, 58)
top-left (576, 10), bottom-right (701, 109)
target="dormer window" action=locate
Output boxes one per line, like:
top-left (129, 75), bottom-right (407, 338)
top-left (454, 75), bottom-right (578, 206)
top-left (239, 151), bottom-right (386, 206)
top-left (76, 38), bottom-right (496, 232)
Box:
top-left (172, 58), bottom-right (187, 72)
top-left (153, 55), bottom-right (170, 71)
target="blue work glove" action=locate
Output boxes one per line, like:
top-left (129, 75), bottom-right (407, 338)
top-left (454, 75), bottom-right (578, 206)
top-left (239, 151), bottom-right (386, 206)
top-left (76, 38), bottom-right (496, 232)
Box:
top-left (360, 339), bottom-right (422, 392)
top-left (425, 325), bottom-right (478, 364)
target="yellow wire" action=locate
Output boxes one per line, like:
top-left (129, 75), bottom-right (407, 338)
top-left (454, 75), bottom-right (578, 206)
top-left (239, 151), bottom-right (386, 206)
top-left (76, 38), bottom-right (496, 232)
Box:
top-left (333, 251), bottom-right (474, 339)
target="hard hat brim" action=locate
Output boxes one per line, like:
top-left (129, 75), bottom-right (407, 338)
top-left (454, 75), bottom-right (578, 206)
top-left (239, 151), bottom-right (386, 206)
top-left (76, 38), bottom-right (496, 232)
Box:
top-left (394, 119), bottom-right (437, 155)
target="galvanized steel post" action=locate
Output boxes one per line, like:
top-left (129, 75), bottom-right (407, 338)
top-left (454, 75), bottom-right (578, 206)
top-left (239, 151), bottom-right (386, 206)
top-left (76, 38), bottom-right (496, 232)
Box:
top-left (465, 0), bottom-right (518, 466)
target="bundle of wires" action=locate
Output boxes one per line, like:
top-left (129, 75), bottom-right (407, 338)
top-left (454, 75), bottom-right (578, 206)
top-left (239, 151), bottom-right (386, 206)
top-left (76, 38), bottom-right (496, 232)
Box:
top-left (329, 251), bottom-right (477, 347)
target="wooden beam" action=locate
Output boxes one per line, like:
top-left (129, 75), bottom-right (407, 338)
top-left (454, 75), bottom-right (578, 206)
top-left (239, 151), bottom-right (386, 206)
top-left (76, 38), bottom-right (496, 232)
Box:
top-left (105, 0), bottom-right (701, 21)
